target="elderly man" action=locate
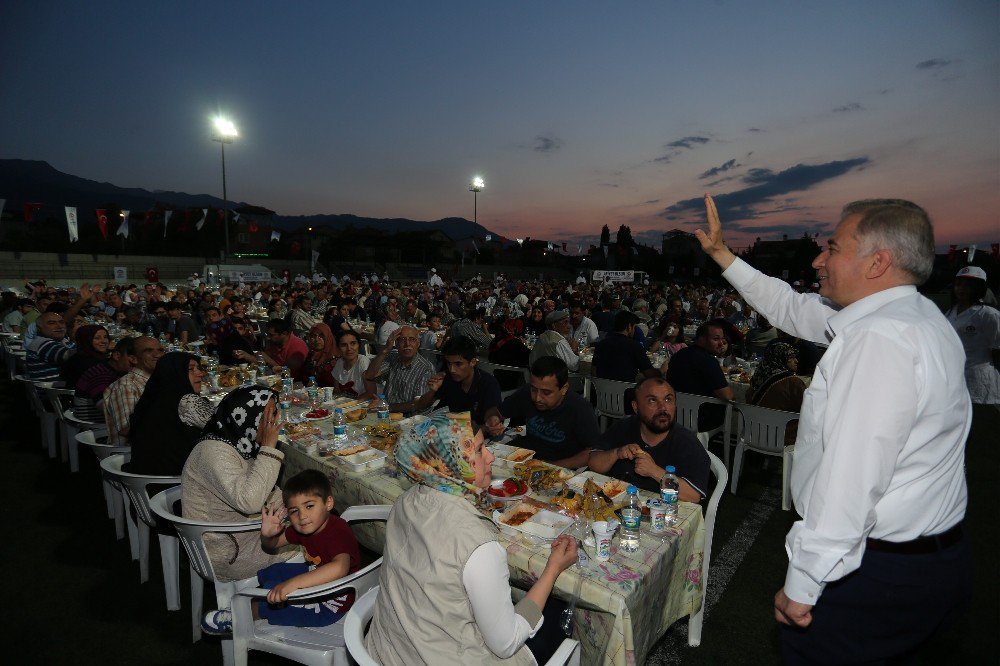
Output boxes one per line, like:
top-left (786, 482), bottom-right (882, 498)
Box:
top-left (483, 356), bottom-right (597, 468)
top-left (528, 309), bottom-right (580, 372)
top-left (103, 336), bottom-right (163, 446)
top-left (588, 376), bottom-right (708, 499)
top-left (290, 296), bottom-right (318, 339)
top-left (363, 326), bottom-right (437, 415)
top-left (25, 311), bottom-right (76, 382)
top-left (698, 195), bottom-right (972, 664)
top-left (569, 301), bottom-right (599, 346)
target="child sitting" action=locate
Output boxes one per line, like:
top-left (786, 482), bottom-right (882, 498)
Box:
top-left (256, 469), bottom-right (362, 627)
top-left (202, 468), bottom-right (362, 634)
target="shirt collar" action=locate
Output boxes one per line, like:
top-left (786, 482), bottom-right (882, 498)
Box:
top-left (827, 285), bottom-right (917, 338)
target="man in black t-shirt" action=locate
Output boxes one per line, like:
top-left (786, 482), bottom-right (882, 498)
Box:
top-left (484, 356), bottom-right (597, 469)
top-left (664, 321), bottom-right (734, 431)
top-left (427, 335), bottom-right (502, 426)
top-left (592, 311), bottom-right (661, 382)
top-left (589, 376), bottom-right (709, 501)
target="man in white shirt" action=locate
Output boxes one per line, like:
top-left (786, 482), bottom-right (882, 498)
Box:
top-left (698, 195), bottom-right (971, 664)
top-left (568, 302), bottom-right (599, 346)
top-left (428, 268), bottom-right (444, 289)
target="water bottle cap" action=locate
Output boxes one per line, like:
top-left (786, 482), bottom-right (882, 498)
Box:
top-left (627, 485), bottom-right (638, 494)
top-left (665, 465), bottom-right (676, 473)
top-left (379, 394), bottom-right (386, 399)
top-left (309, 376), bottom-right (316, 382)
top-left (335, 408), bottom-right (343, 413)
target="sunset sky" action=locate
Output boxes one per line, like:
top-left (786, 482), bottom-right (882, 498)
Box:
top-left (2, 1), bottom-right (997, 251)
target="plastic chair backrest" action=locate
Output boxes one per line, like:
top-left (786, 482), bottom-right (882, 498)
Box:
top-left (734, 403), bottom-right (798, 456)
top-left (478, 360), bottom-right (530, 381)
top-left (689, 451), bottom-right (728, 647)
top-left (149, 486), bottom-right (262, 584)
top-left (99, 454), bottom-right (181, 528)
top-left (591, 377), bottom-right (633, 420)
top-left (75, 429), bottom-right (128, 458)
top-left (674, 391), bottom-right (701, 432)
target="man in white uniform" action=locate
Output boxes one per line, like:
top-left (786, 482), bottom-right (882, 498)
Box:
top-left (945, 266), bottom-right (1000, 414)
top-left (698, 195), bottom-right (972, 664)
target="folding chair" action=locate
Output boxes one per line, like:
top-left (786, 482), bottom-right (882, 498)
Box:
top-left (730, 403), bottom-right (798, 511)
top-left (688, 451), bottom-right (728, 646)
top-left (590, 377), bottom-right (634, 431)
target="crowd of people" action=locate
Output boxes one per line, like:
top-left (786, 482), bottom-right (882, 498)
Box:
top-left (2, 203), bottom-right (997, 663)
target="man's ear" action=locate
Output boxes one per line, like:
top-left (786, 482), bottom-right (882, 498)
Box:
top-left (866, 249), bottom-right (894, 280)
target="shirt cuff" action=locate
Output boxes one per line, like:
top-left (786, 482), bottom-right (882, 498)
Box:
top-left (721, 257), bottom-right (754, 285)
top-left (257, 448), bottom-right (285, 463)
top-left (513, 596), bottom-right (543, 628)
top-left (783, 564), bottom-right (826, 606)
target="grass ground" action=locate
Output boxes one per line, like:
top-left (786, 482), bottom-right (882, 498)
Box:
top-left (3, 377), bottom-right (995, 665)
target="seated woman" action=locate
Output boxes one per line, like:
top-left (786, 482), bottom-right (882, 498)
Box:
top-left (366, 412), bottom-right (577, 665)
top-left (74, 336), bottom-right (135, 423)
top-left (127, 352), bottom-right (214, 475)
top-left (60, 324), bottom-right (110, 388)
top-left (210, 317), bottom-right (256, 365)
top-left (181, 387), bottom-right (297, 582)
top-left (748, 342), bottom-right (805, 446)
top-left (330, 330), bottom-right (371, 398)
top-left (294, 322), bottom-right (339, 385)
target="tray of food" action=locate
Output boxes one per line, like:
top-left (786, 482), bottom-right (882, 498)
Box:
top-left (552, 478), bottom-right (620, 521)
top-left (502, 447), bottom-right (535, 464)
top-left (566, 471), bottom-right (629, 502)
top-left (513, 460), bottom-right (574, 492)
top-left (364, 423), bottom-right (402, 451)
top-left (496, 500), bottom-right (575, 541)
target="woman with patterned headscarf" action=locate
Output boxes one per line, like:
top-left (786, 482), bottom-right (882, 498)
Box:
top-left (749, 341), bottom-right (805, 445)
top-left (295, 322), bottom-right (339, 385)
top-left (181, 386), bottom-right (298, 582)
top-left (366, 412), bottom-right (577, 665)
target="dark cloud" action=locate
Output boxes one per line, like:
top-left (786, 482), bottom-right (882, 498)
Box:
top-left (644, 199), bottom-right (660, 205)
top-left (652, 154), bottom-right (673, 164)
top-left (738, 221), bottom-right (832, 237)
top-left (705, 175), bottom-right (739, 187)
top-left (916, 58), bottom-right (951, 70)
top-left (699, 158), bottom-right (739, 180)
top-left (533, 133), bottom-right (563, 153)
top-left (662, 157), bottom-right (870, 222)
top-left (747, 128), bottom-right (763, 133)
top-left (666, 136), bottom-right (710, 149)
top-left (833, 102), bottom-right (863, 113)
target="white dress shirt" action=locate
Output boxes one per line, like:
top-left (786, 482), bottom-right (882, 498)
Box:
top-left (945, 303), bottom-right (1000, 405)
top-left (723, 258), bottom-right (970, 605)
top-left (462, 541), bottom-right (542, 660)
top-left (570, 316), bottom-right (599, 345)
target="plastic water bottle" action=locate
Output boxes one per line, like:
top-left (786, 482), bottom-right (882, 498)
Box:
top-left (280, 366), bottom-right (292, 392)
top-left (279, 386), bottom-right (292, 421)
top-left (210, 350), bottom-right (221, 370)
top-left (256, 353), bottom-right (268, 377)
top-left (620, 485), bottom-right (641, 553)
top-left (375, 394), bottom-right (390, 423)
top-left (332, 408), bottom-right (348, 442)
top-left (306, 376), bottom-right (320, 409)
top-left (660, 466), bottom-right (680, 525)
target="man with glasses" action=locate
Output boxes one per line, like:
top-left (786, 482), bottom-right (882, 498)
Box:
top-left (103, 336), bottom-right (163, 445)
top-left (363, 326), bottom-right (436, 416)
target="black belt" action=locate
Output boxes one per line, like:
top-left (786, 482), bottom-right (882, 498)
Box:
top-left (866, 523), bottom-right (963, 555)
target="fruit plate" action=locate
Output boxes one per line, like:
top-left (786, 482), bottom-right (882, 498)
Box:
top-left (302, 408), bottom-right (334, 421)
top-left (487, 477), bottom-right (530, 502)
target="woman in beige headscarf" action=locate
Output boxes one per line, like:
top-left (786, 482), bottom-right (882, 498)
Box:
top-left (366, 412), bottom-right (577, 665)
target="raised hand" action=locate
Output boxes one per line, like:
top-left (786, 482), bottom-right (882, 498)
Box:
top-left (693, 193), bottom-right (736, 269)
top-left (427, 372), bottom-right (444, 392)
top-left (260, 501), bottom-right (287, 538)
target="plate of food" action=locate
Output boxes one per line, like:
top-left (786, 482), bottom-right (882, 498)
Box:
top-left (513, 460), bottom-right (575, 491)
top-left (497, 501), bottom-right (575, 540)
top-left (364, 423), bottom-right (402, 451)
top-left (487, 477), bottom-right (530, 502)
top-left (343, 407), bottom-right (367, 423)
top-left (566, 472), bottom-right (629, 502)
top-left (302, 407), bottom-right (333, 421)
top-left (503, 447), bottom-right (535, 464)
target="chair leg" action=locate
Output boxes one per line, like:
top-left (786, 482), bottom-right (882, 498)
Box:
top-left (138, 521), bottom-right (151, 583)
top-left (191, 568), bottom-right (204, 642)
top-left (688, 601), bottom-right (704, 647)
top-left (216, 584), bottom-right (237, 666)
top-left (102, 478), bottom-right (115, 520)
top-left (781, 446), bottom-right (795, 511)
top-left (158, 534), bottom-right (181, 611)
top-left (730, 441), bottom-right (745, 495)
top-left (59, 421), bottom-right (70, 463)
top-left (67, 424), bottom-right (80, 472)
top-left (111, 484), bottom-right (125, 540)
top-left (42, 413), bottom-right (58, 458)
top-left (123, 493), bottom-right (140, 561)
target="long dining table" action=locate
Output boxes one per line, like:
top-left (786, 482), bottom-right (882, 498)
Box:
top-left (276, 408), bottom-right (705, 666)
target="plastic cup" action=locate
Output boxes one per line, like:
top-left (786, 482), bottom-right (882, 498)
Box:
top-left (592, 520), bottom-right (615, 562)
top-left (648, 500), bottom-right (668, 534)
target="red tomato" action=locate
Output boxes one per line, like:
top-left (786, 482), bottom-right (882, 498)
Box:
top-left (502, 479), bottom-right (519, 495)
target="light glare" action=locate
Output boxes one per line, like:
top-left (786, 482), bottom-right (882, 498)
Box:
top-left (214, 117), bottom-right (238, 138)
top-left (470, 176), bottom-right (485, 190)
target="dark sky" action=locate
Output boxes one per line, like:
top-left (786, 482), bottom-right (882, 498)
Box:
top-left (2, 1), bottom-right (998, 250)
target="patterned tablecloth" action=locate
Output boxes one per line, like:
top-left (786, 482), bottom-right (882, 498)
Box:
top-left (278, 413), bottom-right (705, 666)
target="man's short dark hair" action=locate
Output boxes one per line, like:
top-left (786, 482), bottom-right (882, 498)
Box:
top-left (46, 302), bottom-right (69, 314)
top-left (613, 310), bottom-right (639, 332)
top-left (206, 306), bottom-right (221, 316)
top-left (266, 318), bottom-right (291, 334)
top-left (165, 301), bottom-right (182, 312)
top-left (530, 356), bottom-right (568, 387)
top-left (112, 336), bottom-right (136, 357)
top-left (281, 469), bottom-right (332, 504)
top-left (441, 335), bottom-right (477, 361)
top-left (695, 321), bottom-right (724, 341)
top-left (635, 375), bottom-right (673, 395)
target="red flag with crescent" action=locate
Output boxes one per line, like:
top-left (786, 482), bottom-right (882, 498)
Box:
top-left (23, 202), bottom-right (42, 222)
top-left (249, 221), bottom-right (259, 233)
top-left (146, 267), bottom-right (159, 283)
top-left (290, 241), bottom-right (301, 256)
top-left (96, 209), bottom-right (108, 240)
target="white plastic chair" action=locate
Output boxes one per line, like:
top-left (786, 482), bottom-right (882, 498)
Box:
top-left (100, 454), bottom-right (183, 607)
top-left (75, 429), bottom-right (126, 529)
top-left (477, 360), bottom-right (530, 400)
top-left (230, 504), bottom-right (392, 666)
top-left (591, 377), bottom-right (634, 431)
top-left (344, 586), bottom-right (581, 666)
top-left (675, 392), bottom-right (734, 456)
top-left (16, 376), bottom-right (60, 457)
top-left (43, 384), bottom-right (76, 465)
top-left (148, 486), bottom-right (265, 653)
top-left (688, 451), bottom-right (728, 646)
top-left (61, 408), bottom-right (106, 473)
top-left (729, 403), bottom-right (798, 511)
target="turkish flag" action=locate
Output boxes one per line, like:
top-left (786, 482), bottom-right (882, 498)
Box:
top-left (143, 210), bottom-right (153, 230)
top-left (179, 210), bottom-right (191, 233)
top-left (96, 209), bottom-right (108, 239)
top-left (290, 241), bottom-right (301, 256)
top-left (146, 267), bottom-right (159, 283)
top-left (249, 221), bottom-right (259, 233)
top-left (217, 209), bottom-right (226, 226)
top-left (23, 202), bottom-right (42, 222)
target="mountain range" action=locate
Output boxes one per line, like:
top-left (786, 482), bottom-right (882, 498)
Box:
top-left (0, 158), bottom-right (496, 239)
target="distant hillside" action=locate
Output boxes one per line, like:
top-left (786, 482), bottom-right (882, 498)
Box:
top-left (0, 158), bottom-right (496, 239)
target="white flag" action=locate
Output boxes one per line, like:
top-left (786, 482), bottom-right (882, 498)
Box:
top-left (472, 239), bottom-right (479, 254)
top-left (311, 250), bottom-right (320, 271)
top-left (270, 229), bottom-right (281, 242)
top-left (547, 242), bottom-right (553, 250)
top-left (197, 208), bottom-right (208, 231)
top-left (968, 244), bottom-right (977, 262)
top-left (233, 212), bottom-right (241, 223)
top-left (117, 210), bottom-right (130, 238)
top-left (485, 234), bottom-right (492, 241)
top-left (65, 206), bottom-right (79, 242)
top-left (163, 210), bottom-right (173, 238)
